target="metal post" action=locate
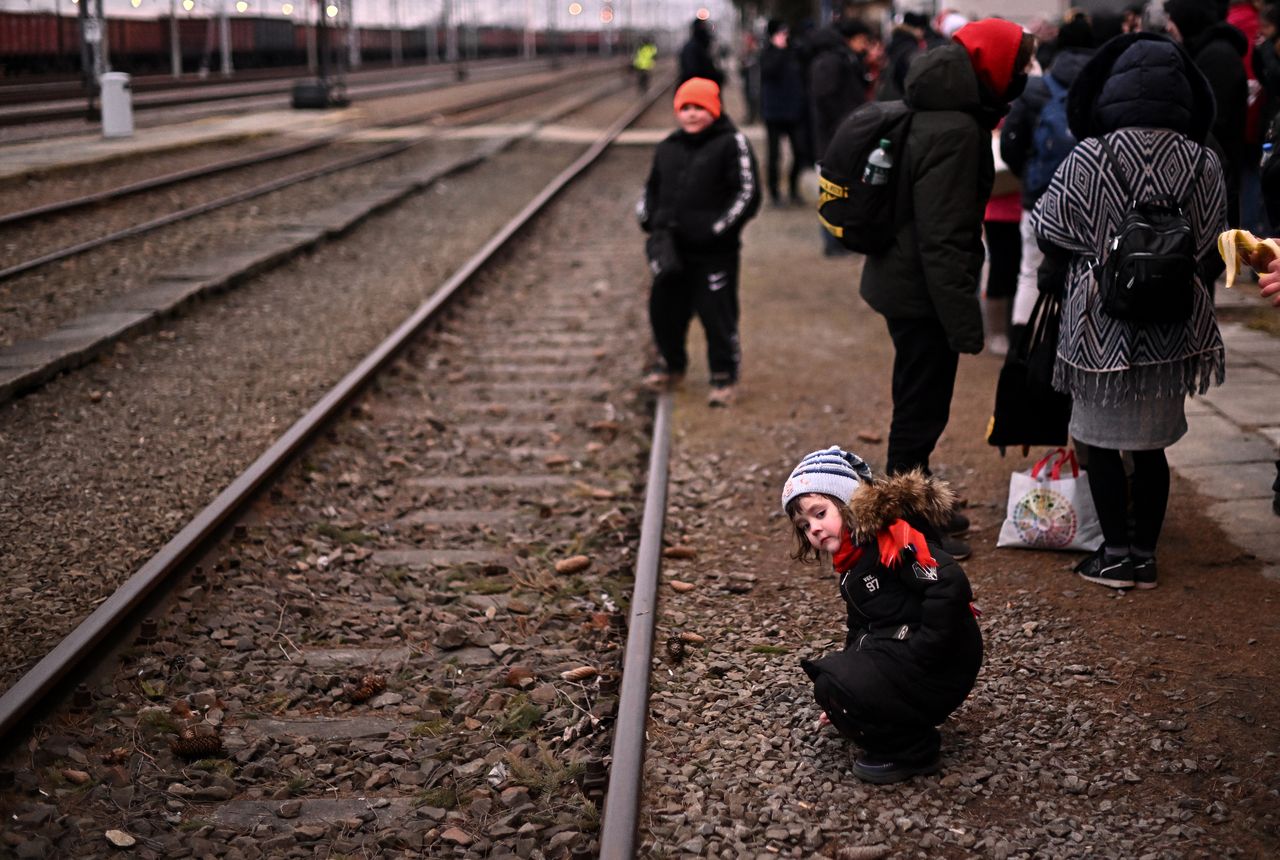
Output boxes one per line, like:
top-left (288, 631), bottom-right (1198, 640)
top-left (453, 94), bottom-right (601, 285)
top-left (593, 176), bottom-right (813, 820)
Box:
top-left (523, 0), bottom-right (535, 58)
top-left (347, 0), bottom-right (361, 69)
top-left (78, 0), bottom-right (99, 118)
top-left (390, 0), bottom-right (402, 65)
top-left (317, 0), bottom-right (330, 84)
top-left (443, 0), bottom-right (457, 62)
top-left (306, 0), bottom-right (318, 73)
top-left (169, 0), bottom-right (181, 77)
top-left (94, 0), bottom-right (108, 75)
top-left (218, 0), bottom-right (233, 76)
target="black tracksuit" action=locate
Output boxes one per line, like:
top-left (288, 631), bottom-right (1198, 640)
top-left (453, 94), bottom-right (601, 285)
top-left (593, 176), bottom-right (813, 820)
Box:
top-left (637, 115), bottom-right (760, 384)
top-left (801, 473), bottom-right (983, 763)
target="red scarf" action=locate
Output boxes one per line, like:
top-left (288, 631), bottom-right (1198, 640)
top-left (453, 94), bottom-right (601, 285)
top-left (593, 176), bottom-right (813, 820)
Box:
top-left (831, 520), bottom-right (937, 573)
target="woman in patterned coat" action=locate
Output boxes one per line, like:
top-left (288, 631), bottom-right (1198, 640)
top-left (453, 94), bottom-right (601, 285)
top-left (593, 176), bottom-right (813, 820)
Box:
top-left (1031, 32), bottom-right (1228, 591)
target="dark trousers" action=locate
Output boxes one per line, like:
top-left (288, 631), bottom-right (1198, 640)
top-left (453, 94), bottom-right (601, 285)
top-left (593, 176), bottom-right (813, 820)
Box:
top-left (884, 316), bottom-right (959, 477)
top-left (649, 257), bottom-right (740, 385)
top-left (983, 219), bottom-right (1021, 300)
top-left (1080, 444), bottom-right (1170, 552)
top-left (813, 674), bottom-right (941, 762)
top-left (765, 119), bottom-right (806, 201)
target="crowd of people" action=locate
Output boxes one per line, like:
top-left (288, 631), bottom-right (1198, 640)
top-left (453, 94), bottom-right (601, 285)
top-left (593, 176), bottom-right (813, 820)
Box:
top-left (637, 3), bottom-right (1280, 785)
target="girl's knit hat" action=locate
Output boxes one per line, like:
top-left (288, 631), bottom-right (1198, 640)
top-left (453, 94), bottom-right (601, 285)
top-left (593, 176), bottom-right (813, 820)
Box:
top-left (781, 446), bottom-right (874, 514)
top-left (674, 77), bottom-right (721, 118)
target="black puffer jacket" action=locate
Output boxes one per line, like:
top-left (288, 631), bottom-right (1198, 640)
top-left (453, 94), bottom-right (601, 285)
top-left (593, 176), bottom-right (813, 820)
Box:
top-left (760, 43), bottom-right (807, 123)
top-left (1185, 22), bottom-right (1248, 224)
top-left (859, 43), bottom-right (1006, 354)
top-left (803, 471), bottom-right (983, 718)
top-left (1000, 47), bottom-right (1093, 209)
top-left (808, 27), bottom-right (869, 159)
top-left (637, 115), bottom-right (761, 263)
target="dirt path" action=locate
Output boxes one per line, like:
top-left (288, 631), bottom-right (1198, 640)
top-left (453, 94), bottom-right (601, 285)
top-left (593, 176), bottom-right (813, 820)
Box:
top-left (638, 175), bottom-right (1280, 858)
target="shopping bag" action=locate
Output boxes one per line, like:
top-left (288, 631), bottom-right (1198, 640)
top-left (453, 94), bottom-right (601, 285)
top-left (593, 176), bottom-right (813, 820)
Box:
top-left (997, 448), bottom-right (1103, 551)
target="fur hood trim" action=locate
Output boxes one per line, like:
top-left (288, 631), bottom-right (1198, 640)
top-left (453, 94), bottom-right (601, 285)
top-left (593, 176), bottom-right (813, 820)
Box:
top-left (846, 469), bottom-right (955, 544)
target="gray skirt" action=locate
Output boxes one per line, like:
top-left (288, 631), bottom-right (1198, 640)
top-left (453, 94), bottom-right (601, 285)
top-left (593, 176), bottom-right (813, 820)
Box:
top-left (1070, 393), bottom-right (1187, 450)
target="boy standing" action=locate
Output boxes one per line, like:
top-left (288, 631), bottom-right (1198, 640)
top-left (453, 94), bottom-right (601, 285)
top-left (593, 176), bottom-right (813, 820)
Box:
top-left (637, 77), bottom-right (761, 407)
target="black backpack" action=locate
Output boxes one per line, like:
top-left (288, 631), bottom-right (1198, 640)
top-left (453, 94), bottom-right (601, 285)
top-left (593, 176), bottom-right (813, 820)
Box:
top-left (1093, 136), bottom-right (1206, 325)
top-left (817, 100), bottom-right (914, 254)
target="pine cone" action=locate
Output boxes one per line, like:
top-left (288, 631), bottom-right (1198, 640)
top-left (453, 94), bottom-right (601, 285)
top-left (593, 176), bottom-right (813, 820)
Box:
top-left (170, 726), bottom-right (223, 760)
top-left (665, 636), bottom-right (686, 664)
top-left (346, 673), bottom-right (387, 704)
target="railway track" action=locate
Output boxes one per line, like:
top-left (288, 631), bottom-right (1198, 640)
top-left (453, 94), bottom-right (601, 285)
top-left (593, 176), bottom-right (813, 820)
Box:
top-left (0, 62), bottom-right (632, 399)
top-left (0, 64), bottom-right (621, 284)
top-left (0, 57), bottom-right (562, 127)
top-left (0, 77), bottom-right (674, 857)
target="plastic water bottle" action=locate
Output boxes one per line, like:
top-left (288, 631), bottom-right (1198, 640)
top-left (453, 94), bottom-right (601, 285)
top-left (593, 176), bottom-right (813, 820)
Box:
top-left (862, 138), bottom-right (893, 186)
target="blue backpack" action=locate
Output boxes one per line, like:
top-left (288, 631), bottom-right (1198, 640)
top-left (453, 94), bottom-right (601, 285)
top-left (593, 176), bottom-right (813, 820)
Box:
top-left (1023, 75), bottom-right (1075, 199)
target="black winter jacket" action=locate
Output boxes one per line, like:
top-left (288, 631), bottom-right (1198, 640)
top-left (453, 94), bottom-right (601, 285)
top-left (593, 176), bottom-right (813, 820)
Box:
top-left (1185, 23), bottom-right (1248, 222)
top-left (679, 31), bottom-right (723, 87)
top-left (808, 28), bottom-right (869, 159)
top-left (807, 472), bottom-right (983, 717)
top-left (1000, 47), bottom-right (1093, 209)
top-left (759, 43), bottom-right (807, 123)
top-left (859, 43), bottom-right (1006, 354)
top-left (637, 116), bottom-right (761, 263)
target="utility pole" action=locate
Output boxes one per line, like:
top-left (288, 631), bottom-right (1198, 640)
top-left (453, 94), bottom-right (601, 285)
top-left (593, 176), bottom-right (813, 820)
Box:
top-left (444, 0), bottom-right (458, 63)
top-left (78, 0), bottom-right (98, 118)
top-left (523, 0), bottom-right (535, 58)
top-left (347, 0), bottom-right (361, 69)
top-left (219, 0), bottom-right (233, 76)
top-left (390, 0), bottom-right (402, 65)
top-left (169, 0), bottom-right (181, 77)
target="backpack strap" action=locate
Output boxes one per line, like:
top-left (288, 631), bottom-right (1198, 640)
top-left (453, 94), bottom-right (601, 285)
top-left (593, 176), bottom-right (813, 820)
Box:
top-left (1096, 134), bottom-right (1134, 204)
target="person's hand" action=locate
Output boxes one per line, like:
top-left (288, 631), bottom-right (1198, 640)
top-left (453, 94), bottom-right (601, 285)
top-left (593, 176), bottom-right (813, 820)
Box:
top-left (1261, 258), bottom-right (1280, 307)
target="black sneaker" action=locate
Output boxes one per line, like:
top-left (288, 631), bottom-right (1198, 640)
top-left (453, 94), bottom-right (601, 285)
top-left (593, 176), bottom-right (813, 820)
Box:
top-left (942, 509), bottom-right (970, 535)
top-left (1130, 556), bottom-right (1158, 590)
top-left (937, 532), bottom-right (971, 561)
top-left (1073, 548), bottom-right (1135, 589)
top-left (852, 753), bottom-right (941, 785)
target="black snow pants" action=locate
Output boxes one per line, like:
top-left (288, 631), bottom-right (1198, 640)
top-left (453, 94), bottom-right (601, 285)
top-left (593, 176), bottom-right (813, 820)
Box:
top-left (648, 255), bottom-right (740, 386)
top-left (802, 614), bottom-right (982, 762)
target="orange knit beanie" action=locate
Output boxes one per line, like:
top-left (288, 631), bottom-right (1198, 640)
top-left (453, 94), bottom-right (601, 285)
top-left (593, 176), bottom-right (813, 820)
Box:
top-left (673, 77), bottom-right (721, 118)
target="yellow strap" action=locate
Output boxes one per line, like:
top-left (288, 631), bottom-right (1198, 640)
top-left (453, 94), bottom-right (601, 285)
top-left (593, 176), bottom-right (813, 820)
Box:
top-left (818, 211), bottom-right (843, 239)
top-left (818, 174), bottom-right (847, 199)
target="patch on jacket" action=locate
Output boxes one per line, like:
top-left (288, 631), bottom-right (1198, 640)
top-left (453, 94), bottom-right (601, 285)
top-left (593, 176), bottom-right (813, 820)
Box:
top-left (912, 560), bottom-right (939, 581)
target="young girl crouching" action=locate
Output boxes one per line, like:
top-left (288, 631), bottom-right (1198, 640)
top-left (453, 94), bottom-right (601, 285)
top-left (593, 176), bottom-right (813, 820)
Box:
top-left (782, 446), bottom-right (983, 784)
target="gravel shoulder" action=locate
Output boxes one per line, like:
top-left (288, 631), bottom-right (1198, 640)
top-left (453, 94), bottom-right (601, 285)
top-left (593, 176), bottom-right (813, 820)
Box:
top-left (639, 181), bottom-right (1280, 858)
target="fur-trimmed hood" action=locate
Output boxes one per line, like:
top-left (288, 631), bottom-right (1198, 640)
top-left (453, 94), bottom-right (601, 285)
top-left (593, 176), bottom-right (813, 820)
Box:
top-left (846, 470), bottom-right (955, 545)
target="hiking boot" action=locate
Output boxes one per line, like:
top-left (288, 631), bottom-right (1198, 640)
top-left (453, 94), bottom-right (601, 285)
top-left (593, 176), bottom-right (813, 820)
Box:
top-left (1073, 548), bottom-right (1135, 589)
top-left (942, 509), bottom-right (970, 535)
top-left (852, 753), bottom-right (941, 785)
top-left (1130, 556), bottom-right (1158, 590)
top-left (937, 532), bottom-right (971, 561)
top-left (707, 384), bottom-right (736, 408)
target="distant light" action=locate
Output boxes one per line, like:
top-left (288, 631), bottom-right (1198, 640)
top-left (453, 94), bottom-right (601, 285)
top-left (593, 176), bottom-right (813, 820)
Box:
top-left (130, 0), bottom-right (141, 6)
top-left (601, 8), bottom-right (613, 23)
top-left (696, 7), bottom-right (710, 20)
top-left (568, 2), bottom-right (582, 15)
top-left (182, 0), bottom-right (194, 9)
top-left (281, 1), bottom-right (293, 12)
top-left (235, 0), bottom-right (248, 10)
top-left (325, 4), bottom-right (338, 17)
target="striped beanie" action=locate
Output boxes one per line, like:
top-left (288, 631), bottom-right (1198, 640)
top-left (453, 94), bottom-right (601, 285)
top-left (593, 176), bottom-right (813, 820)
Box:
top-left (781, 446), bottom-right (874, 514)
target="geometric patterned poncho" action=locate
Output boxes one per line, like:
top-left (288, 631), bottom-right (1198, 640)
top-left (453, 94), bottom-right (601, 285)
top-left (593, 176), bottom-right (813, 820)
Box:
top-left (1031, 127), bottom-right (1227, 407)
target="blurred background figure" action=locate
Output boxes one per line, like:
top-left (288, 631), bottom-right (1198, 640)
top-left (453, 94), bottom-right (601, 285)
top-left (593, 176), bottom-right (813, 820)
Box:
top-left (680, 17), bottom-right (724, 87)
top-left (632, 36), bottom-right (657, 93)
top-left (740, 26), bottom-right (762, 125)
top-left (760, 19), bottom-right (811, 206)
top-left (1164, 0), bottom-right (1248, 228)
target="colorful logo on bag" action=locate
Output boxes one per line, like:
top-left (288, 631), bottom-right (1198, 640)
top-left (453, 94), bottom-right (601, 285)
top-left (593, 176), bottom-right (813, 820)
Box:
top-left (1010, 488), bottom-right (1078, 548)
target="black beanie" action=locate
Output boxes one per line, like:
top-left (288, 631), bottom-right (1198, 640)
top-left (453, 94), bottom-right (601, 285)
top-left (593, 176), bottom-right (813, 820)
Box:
top-left (767, 18), bottom-right (786, 37)
top-left (1164, 0), bottom-right (1217, 41)
top-left (1056, 15), bottom-right (1094, 50)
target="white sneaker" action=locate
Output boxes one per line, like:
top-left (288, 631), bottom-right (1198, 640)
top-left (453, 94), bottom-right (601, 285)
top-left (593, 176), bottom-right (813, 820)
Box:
top-left (707, 385), bottom-right (736, 407)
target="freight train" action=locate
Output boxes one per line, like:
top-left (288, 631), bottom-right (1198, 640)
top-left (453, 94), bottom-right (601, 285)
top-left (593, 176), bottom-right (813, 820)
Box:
top-left (0, 10), bottom-right (607, 77)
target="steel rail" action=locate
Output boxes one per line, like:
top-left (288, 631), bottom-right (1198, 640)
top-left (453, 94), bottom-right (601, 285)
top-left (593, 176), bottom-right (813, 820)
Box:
top-left (0, 77), bottom-right (669, 747)
top-left (598, 390), bottom-right (672, 859)
top-left (0, 67), bottom-right (596, 231)
top-left (0, 71), bottom-right (618, 283)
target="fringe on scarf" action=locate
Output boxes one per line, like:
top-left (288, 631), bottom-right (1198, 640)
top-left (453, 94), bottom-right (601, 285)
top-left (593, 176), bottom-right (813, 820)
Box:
top-left (1054, 348), bottom-right (1226, 407)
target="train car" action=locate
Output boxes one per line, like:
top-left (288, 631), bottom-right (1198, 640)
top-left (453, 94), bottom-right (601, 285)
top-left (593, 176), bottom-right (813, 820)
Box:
top-left (0, 12), bottom-right (64, 74)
